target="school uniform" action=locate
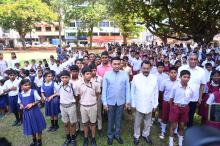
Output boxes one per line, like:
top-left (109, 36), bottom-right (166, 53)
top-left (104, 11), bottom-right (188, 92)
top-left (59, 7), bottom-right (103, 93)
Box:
top-left (0, 86), bottom-right (7, 109)
top-left (3, 79), bottom-right (20, 113)
top-left (198, 81), bottom-right (219, 124)
top-left (18, 89), bottom-right (46, 135)
top-left (57, 82), bottom-right (77, 124)
top-left (91, 75), bottom-right (102, 130)
top-left (160, 78), bottom-right (178, 122)
top-left (206, 92), bottom-right (220, 129)
top-left (71, 78), bottom-right (84, 132)
top-left (29, 74), bottom-right (36, 89)
top-left (169, 81), bottom-right (193, 123)
top-left (41, 81), bottom-right (60, 116)
top-left (156, 72), bottom-right (169, 112)
top-left (34, 76), bottom-right (43, 96)
top-left (76, 80), bottom-right (100, 124)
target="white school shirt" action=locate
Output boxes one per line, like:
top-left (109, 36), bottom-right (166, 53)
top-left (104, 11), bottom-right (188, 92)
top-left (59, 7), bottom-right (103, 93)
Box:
top-left (91, 75), bottom-right (102, 89)
top-left (131, 58), bottom-right (142, 71)
top-left (156, 72), bottom-right (169, 87)
top-left (206, 93), bottom-right (217, 105)
top-left (178, 65), bottom-right (206, 102)
top-left (201, 60), bottom-right (215, 67)
top-left (170, 81), bottom-right (194, 105)
top-left (150, 66), bottom-right (158, 75)
top-left (57, 82), bottom-right (76, 104)
top-left (131, 73), bottom-right (158, 114)
top-left (7, 59), bottom-right (19, 69)
top-left (17, 89), bottom-right (41, 104)
top-left (159, 78), bottom-right (179, 101)
top-left (24, 65), bottom-right (31, 70)
top-left (3, 79), bottom-right (21, 96)
top-left (0, 60), bottom-right (7, 76)
top-left (34, 76), bottom-right (43, 87)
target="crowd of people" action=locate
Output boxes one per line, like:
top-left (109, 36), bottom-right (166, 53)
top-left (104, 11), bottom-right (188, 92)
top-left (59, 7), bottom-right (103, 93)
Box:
top-left (0, 42), bottom-right (220, 146)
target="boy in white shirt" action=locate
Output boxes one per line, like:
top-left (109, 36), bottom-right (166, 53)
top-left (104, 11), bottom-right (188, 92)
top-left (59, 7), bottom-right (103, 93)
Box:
top-left (3, 70), bottom-right (22, 126)
top-left (169, 70), bottom-right (193, 146)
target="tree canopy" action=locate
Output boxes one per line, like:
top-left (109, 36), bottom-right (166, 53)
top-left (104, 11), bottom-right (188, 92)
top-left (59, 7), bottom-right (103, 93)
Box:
top-left (118, 0), bottom-right (220, 44)
top-left (0, 0), bottom-right (57, 47)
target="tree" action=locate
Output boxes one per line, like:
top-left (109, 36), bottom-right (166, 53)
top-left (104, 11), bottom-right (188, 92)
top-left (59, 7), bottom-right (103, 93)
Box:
top-left (66, 0), bottom-right (107, 48)
top-left (0, 0), bottom-right (57, 48)
top-left (106, 0), bottom-right (144, 44)
top-left (50, 0), bottom-right (69, 47)
top-left (119, 0), bottom-right (220, 44)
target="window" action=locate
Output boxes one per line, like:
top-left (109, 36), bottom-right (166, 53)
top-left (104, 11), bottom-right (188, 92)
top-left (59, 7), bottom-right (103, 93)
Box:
top-left (99, 33), bottom-right (109, 36)
top-left (99, 21), bottom-right (110, 27)
top-left (76, 21), bottom-right (84, 27)
top-left (69, 22), bottom-right (76, 27)
top-left (35, 27), bottom-right (42, 31)
top-left (55, 26), bottom-right (60, 31)
top-left (110, 33), bottom-right (120, 36)
top-left (45, 27), bottom-right (51, 31)
top-left (67, 33), bottom-right (76, 36)
top-left (93, 33), bottom-right (98, 36)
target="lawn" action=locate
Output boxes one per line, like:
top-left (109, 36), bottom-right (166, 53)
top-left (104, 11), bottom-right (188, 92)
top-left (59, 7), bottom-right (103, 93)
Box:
top-left (0, 108), bottom-right (201, 146)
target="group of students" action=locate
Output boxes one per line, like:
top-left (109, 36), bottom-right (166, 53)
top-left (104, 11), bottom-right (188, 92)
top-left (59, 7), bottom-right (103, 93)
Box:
top-left (0, 42), bottom-right (220, 146)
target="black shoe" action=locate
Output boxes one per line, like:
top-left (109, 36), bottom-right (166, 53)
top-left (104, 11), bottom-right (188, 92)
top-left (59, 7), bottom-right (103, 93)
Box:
top-left (70, 139), bottom-right (76, 146)
top-left (63, 138), bottom-right (71, 146)
top-left (12, 120), bottom-right (19, 126)
top-left (143, 136), bottom-right (153, 145)
top-left (133, 137), bottom-right (139, 145)
top-left (47, 126), bottom-right (54, 132)
top-left (107, 138), bottom-right (113, 145)
top-left (114, 136), bottom-right (124, 144)
top-left (83, 138), bottom-right (88, 146)
top-left (29, 142), bottom-right (36, 146)
top-left (36, 142), bottom-right (42, 146)
top-left (16, 121), bottom-right (22, 126)
top-left (52, 125), bottom-right (59, 132)
top-left (91, 138), bottom-right (97, 146)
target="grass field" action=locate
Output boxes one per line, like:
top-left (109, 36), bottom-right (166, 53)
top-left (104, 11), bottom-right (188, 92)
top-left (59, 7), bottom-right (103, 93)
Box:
top-left (0, 108), bottom-right (201, 146)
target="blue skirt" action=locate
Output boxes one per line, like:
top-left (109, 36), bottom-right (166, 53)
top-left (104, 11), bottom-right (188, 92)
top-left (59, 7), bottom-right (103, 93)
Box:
top-left (0, 95), bottom-right (7, 108)
top-left (8, 95), bottom-right (20, 113)
top-left (45, 96), bottom-right (60, 117)
top-left (23, 106), bottom-right (46, 135)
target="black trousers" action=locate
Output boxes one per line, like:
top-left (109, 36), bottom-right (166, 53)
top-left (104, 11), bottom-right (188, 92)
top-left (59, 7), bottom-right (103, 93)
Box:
top-left (187, 101), bottom-right (198, 128)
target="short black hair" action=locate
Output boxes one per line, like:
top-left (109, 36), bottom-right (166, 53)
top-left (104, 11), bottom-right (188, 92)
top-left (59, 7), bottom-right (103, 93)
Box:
top-left (141, 60), bottom-right (151, 67)
top-left (20, 79), bottom-right (31, 87)
top-left (81, 66), bottom-right (92, 75)
top-left (60, 70), bottom-right (70, 77)
top-left (205, 63), bottom-right (212, 68)
top-left (111, 56), bottom-right (121, 62)
top-left (123, 56), bottom-right (129, 61)
top-left (89, 63), bottom-right (97, 70)
top-left (180, 70), bottom-right (191, 77)
top-left (169, 67), bottom-right (177, 72)
top-left (101, 51), bottom-right (109, 56)
top-left (75, 59), bottom-right (82, 64)
top-left (157, 62), bottom-right (164, 67)
top-left (69, 65), bottom-right (79, 72)
top-left (7, 69), bottom-right (16, 75)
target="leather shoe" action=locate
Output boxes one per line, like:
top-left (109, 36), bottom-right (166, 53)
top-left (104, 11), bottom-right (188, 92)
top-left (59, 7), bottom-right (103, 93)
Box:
top-left (107, 138), bottom-right (113, 145)
top-left (143, 136), bottom-right (153, 145)
top-left (114, 136), bottom-right (124, 144)
top-left (133, 137), bottom-right (139, 145)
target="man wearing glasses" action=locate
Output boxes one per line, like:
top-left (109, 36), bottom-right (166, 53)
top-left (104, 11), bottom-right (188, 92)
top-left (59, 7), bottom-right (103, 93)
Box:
top-left (178, 53), bottom-right (206, 128)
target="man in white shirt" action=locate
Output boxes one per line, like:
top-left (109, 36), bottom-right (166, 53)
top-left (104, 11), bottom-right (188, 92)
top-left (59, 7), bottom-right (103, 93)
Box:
top-left (178, 53), bottom-right (206, 128)
top-left (131, 60), bottom-right (158, 145)
top-left (131, 52), bottom-right (142, 75)
top-left (201, 53), bottom-right (215, 67)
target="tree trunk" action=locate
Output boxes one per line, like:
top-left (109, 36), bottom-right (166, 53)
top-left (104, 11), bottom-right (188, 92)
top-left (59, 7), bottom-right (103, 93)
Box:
top-left (122, 34), bottom-right (127, 45)
top-left (159, 36), bottom-right (167, 45)
top-left (89, 25), bottom-right (93, 49)
top-left (58, 18), bottom-right (62, 47)
top-left (19, 33), bottom-right (26, 49)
